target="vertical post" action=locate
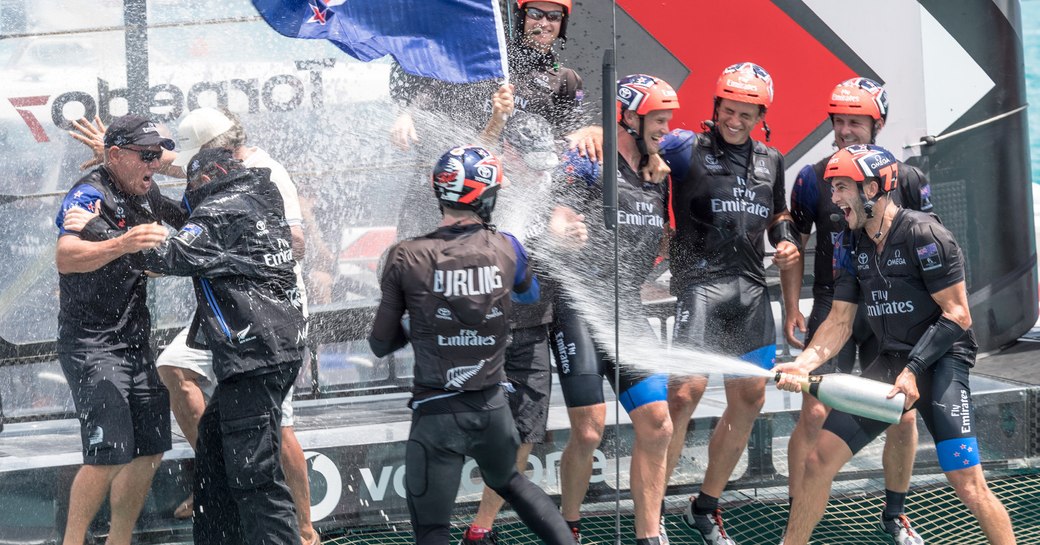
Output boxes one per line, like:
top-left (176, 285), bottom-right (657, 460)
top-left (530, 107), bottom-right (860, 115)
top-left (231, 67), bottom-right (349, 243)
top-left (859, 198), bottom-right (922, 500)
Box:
top-left (600, 47), bottom-right (622, 545)
top-left (601, 49), bottom-right (617, 230)
top-left (124, 0), bottom-right (149, 115)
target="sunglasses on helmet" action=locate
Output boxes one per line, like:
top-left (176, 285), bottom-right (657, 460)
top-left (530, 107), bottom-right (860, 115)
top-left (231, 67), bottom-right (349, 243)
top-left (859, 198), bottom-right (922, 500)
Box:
top-left (123, 147), bottom-right (163, 163)
top-left (525, 7), bottom-right (564, 22)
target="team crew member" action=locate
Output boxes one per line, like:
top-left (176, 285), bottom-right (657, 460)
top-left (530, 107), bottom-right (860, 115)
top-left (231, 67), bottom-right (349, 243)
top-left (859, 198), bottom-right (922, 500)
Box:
top-left (784, 78), bottom-right (933, 544)
top-left (659, 62), bottom-right (800, 545)
top-left (141, 148), bottom-right (307, 545)
top-left (163, 108), bottom-right (317, 544)
top-left (368, 146), bottom-right (572, 545)
top-left (774, 144), bottom-right (1016, 545)
top-left (548, 75), bottom-right (677, 545)
top-left (389, 0), bottom-right (598, 240)
top-left (390, 0), bottom-right (585, 148)
top-left (458, 113), bottom-right (577, 545)
top-left (55, 115), bottom-right (181, 545)
top-left (68, 109), bottom-right (319, 545)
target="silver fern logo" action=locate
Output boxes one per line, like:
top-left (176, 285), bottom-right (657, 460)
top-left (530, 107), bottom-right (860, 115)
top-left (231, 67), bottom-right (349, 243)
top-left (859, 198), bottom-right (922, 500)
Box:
top-left (444, 360), bottom-right (485, 389)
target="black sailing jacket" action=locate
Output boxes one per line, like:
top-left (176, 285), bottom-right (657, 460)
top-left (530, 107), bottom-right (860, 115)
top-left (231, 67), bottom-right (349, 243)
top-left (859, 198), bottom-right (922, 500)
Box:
top-left (144, 167), bottom-right (306, 381)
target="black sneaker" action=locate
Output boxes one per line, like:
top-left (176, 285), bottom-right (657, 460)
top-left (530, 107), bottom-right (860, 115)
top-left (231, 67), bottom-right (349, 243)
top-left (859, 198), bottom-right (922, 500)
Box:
top-left (881, 514), bottom-right (925, 545)
top-left (683, 502), bottom-right (737, 545)
top-left (570, 526), bottom-right (582, 545)
top-left (459, 529), bottom-right (500, 545)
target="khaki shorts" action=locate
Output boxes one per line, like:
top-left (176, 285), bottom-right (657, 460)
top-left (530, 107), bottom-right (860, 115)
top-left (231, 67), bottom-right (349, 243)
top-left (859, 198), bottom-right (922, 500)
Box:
top-left (156, 327), bottom-right (296, 426)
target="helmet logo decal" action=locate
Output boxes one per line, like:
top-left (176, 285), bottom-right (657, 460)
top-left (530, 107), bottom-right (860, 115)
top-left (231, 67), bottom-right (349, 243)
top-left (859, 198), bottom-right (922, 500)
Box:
top-left (716, 62), bottom-right (774, 107)
top-left (828, 77), bottom-right (888, 120)
top-left (432, 145), bottom-right (503, 222)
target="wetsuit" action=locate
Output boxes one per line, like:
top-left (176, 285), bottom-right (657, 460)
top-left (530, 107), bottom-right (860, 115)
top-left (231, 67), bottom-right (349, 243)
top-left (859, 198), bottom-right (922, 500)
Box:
top-left (661, 128), bottom-right (786, 369)
top-left (548, 149), bottom-right (669, 412)
top-left (368, 223), bottom-right (570, 545)
top-left (791, 156), bottom-right (933, 373)
top-left (391, 40), bottom-right (582, 436)
top-left (829, 209), bottom-right (980, 471)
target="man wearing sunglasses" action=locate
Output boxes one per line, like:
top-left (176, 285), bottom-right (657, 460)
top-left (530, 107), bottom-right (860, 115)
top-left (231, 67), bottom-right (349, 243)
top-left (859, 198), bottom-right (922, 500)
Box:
top-left (390, 0), bottom-right (583, 151)
top-left (54, 114), bottom-right (185, 545)
top-left (388, 0), bottom-right (592, 241)
top-left (66, 107), bottom-right (319, 545)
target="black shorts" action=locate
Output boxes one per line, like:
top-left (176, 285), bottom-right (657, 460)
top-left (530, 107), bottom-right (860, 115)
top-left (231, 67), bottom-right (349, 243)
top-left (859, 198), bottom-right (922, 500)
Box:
top-left (806, 298), bottom-right (879, 375)
top-left (823, 351), bottom-right (981, 471)
top-left (505, 325), bottom-right (552, 444)
top-left (59, 347), bottom-right (172, 465)
top-left (673, 275), bottom-right (776, 371)
top-left (549, 294), bottom-right (668, 413)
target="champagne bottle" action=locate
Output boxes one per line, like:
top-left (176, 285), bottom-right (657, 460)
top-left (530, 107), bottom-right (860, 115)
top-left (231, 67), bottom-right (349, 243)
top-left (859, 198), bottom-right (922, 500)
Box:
top-left (775, 372), bottom-right (906, 424)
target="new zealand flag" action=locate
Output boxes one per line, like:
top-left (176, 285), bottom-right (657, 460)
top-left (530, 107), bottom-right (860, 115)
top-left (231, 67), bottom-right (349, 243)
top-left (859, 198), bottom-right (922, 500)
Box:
top-left (252, 0), bottom-right (508, 83)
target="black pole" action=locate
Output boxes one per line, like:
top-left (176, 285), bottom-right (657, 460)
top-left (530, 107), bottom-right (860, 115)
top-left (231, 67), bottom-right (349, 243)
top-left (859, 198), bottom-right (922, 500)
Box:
top-left (600, 46), bottom-right (622, 545)
top-left (124, 0), bottom-right (150, 116)
top-left (602, 49), bottom-right (617, 230)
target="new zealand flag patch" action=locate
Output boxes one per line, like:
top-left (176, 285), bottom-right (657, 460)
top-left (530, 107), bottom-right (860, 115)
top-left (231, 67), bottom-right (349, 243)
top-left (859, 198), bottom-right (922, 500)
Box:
top-left (176, 223), bottom-right (203, 246)
top-left (916, 242), bottom-right (942, 271)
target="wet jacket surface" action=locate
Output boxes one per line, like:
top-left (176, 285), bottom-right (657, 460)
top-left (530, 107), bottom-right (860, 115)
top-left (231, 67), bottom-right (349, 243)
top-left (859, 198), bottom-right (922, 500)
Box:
top-left (144, 167), bottom-right (306, 381)
top-left (555, 149), bottom-right (667, 309)
top-left (662, 129), bottom-right (786, 292)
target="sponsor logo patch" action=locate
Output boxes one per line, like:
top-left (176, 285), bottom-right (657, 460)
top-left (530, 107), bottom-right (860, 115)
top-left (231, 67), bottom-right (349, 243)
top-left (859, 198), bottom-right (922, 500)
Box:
top-left (916, 242), bottom-right (942, 271)
top-left (175, 223), bottom-right (204, 245)
top-left (886, 249), bottom-right (907, 267)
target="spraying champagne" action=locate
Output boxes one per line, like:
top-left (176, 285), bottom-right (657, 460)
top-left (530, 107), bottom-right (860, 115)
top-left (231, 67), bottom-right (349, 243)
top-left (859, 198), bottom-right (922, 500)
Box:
top-left (775, 372), bottom-right (906, 424)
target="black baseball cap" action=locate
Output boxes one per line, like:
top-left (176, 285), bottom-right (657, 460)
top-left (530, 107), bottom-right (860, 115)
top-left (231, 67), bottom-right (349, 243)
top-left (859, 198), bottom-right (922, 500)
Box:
top-left (104, 115), bottom-right (176, 150)
top-left (186, 147), bottom-right (238, 184)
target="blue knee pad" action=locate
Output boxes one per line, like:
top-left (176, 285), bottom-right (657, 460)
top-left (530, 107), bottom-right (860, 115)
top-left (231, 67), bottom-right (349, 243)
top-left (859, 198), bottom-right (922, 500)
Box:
top-left (936, 436), bottom-right (981, 472)
top-left (740, 344), bottom-right (776, 370)
top-left (619, 373), bottom-right (668, 413)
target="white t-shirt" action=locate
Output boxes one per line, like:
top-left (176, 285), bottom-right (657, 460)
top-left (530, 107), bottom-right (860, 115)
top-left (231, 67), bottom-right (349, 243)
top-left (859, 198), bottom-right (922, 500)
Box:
top-left (243, 147), bottom-right (303, 226)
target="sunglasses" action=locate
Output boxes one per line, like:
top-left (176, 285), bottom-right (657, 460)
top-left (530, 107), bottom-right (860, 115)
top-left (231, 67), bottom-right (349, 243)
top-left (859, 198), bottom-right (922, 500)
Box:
top-left (525, 7), bottom-right (564, 22)
top-left (124, 147), bottom-right (163, 163)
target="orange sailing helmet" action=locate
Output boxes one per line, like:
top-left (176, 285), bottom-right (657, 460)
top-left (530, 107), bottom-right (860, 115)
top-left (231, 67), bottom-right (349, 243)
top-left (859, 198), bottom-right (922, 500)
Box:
top-left (715, 62), bottom-right (774, 109)
top-left (824, 144), bottom-right (899, 193)
top-left (616, 74), bottom-right (680, 122)
top-left (517, 0), bottom-right (571, 14)
top-left (827, 77), bottom-right (888, 121)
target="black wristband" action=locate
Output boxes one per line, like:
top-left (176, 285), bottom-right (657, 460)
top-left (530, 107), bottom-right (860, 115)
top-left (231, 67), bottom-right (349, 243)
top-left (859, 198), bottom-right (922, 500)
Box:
top-left (905, 315), bottom-right (966, 376)
top-left (768, 219), bottom-right (802, 252)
